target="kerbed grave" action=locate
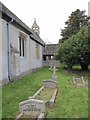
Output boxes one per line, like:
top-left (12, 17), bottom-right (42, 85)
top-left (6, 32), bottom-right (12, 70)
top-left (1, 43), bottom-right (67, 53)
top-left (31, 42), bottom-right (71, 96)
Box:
top-left (72, 76), bottom-right (88, 87)
top-left (16, 66), bottom-right (58, 119)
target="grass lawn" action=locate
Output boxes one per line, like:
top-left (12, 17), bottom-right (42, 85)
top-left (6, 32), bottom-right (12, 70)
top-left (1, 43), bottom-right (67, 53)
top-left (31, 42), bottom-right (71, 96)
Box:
top-left (2, 66), bottom-right (89, 118)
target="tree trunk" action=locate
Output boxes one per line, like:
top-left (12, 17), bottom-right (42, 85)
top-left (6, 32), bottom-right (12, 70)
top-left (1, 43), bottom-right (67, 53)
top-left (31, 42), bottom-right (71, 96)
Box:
top-left (80, 62), bottom-right (88, 71)
top-left (67, 63), bottom-right (72, 71)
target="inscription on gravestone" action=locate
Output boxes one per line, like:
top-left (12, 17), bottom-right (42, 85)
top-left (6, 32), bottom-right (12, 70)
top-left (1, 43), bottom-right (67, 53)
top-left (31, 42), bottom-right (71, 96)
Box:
top-left (19, 99), bottom-right (46, 115)
top-left (23, 104), bottom-right (41, 112)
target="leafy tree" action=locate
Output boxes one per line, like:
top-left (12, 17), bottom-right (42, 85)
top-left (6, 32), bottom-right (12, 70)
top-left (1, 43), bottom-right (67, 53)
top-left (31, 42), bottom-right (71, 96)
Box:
top-left (59, 9), bottom-right (88, 43)
top-left (57, 26), bottom-right (90, 70)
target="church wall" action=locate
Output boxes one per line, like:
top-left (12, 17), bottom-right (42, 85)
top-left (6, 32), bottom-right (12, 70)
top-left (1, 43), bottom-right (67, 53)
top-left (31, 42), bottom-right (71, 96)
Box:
top-left (1, 18), bottom-right (9, 84)
top-left (1, 18), bottom-right (30, 84)
top-left (29, 40), bottom-right (43, 69)
top-left (1, 18), bottom-right (43, 85)
top-left (9, 23), bottom-right (20, 78)
top-left (9, 24), bottom-right (31, 76)
top-left (18, 34), bottom-right (30, 74)
top-left (0, 17), bottom-right (2, 83)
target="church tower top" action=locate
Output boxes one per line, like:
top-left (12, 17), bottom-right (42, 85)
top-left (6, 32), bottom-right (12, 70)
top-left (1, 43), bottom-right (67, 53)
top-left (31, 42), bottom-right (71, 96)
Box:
top-left (32, 18), bottom-right (40, 35)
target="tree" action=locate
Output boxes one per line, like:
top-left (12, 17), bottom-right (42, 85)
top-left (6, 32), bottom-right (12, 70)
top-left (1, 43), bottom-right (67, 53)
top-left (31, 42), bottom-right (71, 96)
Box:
top-left (59, 9), bottom-right (88, 43)
top-left (57, 26), bottom-right (90, 70)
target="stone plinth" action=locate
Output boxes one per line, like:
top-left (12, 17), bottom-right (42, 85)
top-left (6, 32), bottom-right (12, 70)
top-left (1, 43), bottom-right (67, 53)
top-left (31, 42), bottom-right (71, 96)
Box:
top-left (43, 80), bottom-right (57, 88)
top-left (52, 75), bottom-right (57, 81)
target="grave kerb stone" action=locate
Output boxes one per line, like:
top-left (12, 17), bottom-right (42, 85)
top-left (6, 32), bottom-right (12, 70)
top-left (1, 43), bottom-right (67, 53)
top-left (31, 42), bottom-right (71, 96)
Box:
top-left (29, 86), bottom-right (44, 99)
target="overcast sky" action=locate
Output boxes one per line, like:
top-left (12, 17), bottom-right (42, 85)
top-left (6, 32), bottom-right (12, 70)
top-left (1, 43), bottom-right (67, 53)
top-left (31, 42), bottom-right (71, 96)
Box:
top-left (0, 0), bottom-right (89, 44)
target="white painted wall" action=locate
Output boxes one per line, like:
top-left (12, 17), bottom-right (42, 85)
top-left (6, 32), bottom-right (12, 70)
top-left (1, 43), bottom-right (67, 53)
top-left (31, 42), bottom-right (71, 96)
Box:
top-left (1, 18), bottom-right (44, 84)
top-left (9, 23), bottom-right (20, 77)
top-left (0, 17), bottom-right (2, 83)
top-left (18, 35), bottom-right (30, 74)
top-left (29, 40), bottom-right (43, 69)
top-left (2, 19), bottom-right (9, 84)
top-left (10, 25), bottom-right (30, 75)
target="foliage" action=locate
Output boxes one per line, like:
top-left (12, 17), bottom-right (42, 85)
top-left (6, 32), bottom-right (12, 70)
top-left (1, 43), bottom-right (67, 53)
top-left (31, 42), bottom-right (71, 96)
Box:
top-left (59, 9), bottom-right (87, 43)
top-left (57, 26), bottom-right (90, 70)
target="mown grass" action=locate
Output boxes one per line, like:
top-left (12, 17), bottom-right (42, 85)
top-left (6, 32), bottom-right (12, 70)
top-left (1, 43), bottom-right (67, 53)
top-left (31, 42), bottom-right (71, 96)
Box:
top-left (0, 86), bottom-right (2, 120)
top-left (47, 67), bottom-right (88, 118)
top-left (2, 66), bottom-right (89, 118)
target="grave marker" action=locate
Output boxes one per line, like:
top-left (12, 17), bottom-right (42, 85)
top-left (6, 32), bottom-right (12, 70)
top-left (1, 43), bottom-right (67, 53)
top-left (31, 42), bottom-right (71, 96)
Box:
top-left (73, 76), bottom-right (88, 87)
top-left (19, 99), bottom-right (46, 116)
top-left (50, 65), bottom-right (58, 80)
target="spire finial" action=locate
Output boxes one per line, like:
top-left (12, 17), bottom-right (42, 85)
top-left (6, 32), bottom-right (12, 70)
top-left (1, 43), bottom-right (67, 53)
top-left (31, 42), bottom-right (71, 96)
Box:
top-left (32, 18), bottom-right (40, 35)
top-left (34, 18), bottom-right (36, 22)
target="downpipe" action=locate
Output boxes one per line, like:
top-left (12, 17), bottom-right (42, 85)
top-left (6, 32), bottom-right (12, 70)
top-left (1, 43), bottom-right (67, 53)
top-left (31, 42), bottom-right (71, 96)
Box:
top-left (7, 18), bottom-right (13, 81)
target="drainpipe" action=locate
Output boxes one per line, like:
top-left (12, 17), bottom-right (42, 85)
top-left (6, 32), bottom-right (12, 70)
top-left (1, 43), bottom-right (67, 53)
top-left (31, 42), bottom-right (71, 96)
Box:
top-left (7, 18), bottom-right (13, 81)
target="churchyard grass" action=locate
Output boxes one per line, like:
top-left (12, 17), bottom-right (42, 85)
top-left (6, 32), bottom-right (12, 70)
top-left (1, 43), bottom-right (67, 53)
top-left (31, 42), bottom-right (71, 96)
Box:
top-left (0, 87), bottom-right (2, 120)
top-left (2, 66), bottom-right (89, 118)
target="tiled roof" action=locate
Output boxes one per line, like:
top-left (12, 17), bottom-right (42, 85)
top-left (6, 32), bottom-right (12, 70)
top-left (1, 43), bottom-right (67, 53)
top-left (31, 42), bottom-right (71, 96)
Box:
top-left (30, 32), bottom-right (45, 46)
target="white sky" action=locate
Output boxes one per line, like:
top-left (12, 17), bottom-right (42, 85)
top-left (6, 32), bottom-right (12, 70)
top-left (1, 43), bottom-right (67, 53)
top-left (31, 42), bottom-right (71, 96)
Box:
top-left (0, 0), bottom-right (89, 44)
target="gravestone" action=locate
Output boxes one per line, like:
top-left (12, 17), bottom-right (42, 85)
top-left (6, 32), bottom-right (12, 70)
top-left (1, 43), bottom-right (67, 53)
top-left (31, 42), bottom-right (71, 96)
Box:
top-left (49, 60), bottom-right (56, 69)
top-left (49, 64), bottom-right (58, 81)
top-left (73, 76), bottom-right (88, 87)
top-left (49, 60), bottom-right (59, 68)
top-left (19, 99), bottom-right (46, 116)
top-left (51, 66), bottom-right (58, 80)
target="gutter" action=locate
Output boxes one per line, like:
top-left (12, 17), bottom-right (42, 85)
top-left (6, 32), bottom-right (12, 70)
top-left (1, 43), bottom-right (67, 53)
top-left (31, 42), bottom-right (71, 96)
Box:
top-left (7, 18), bottom-right (13, 81)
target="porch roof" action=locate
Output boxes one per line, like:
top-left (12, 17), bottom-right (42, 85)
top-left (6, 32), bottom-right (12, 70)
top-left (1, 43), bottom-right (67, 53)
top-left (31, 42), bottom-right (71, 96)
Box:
top-left (44, 44), bottom-right (58, 55)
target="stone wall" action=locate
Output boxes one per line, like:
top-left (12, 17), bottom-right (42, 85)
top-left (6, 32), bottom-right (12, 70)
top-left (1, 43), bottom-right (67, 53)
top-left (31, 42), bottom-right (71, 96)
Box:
top-left (43, 60), bottom-right (60, 67)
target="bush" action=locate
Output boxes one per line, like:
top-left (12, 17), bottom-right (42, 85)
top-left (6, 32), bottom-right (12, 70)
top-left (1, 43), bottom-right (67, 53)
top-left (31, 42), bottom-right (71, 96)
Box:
top-left (57, 26), bottom-right (90, 70)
